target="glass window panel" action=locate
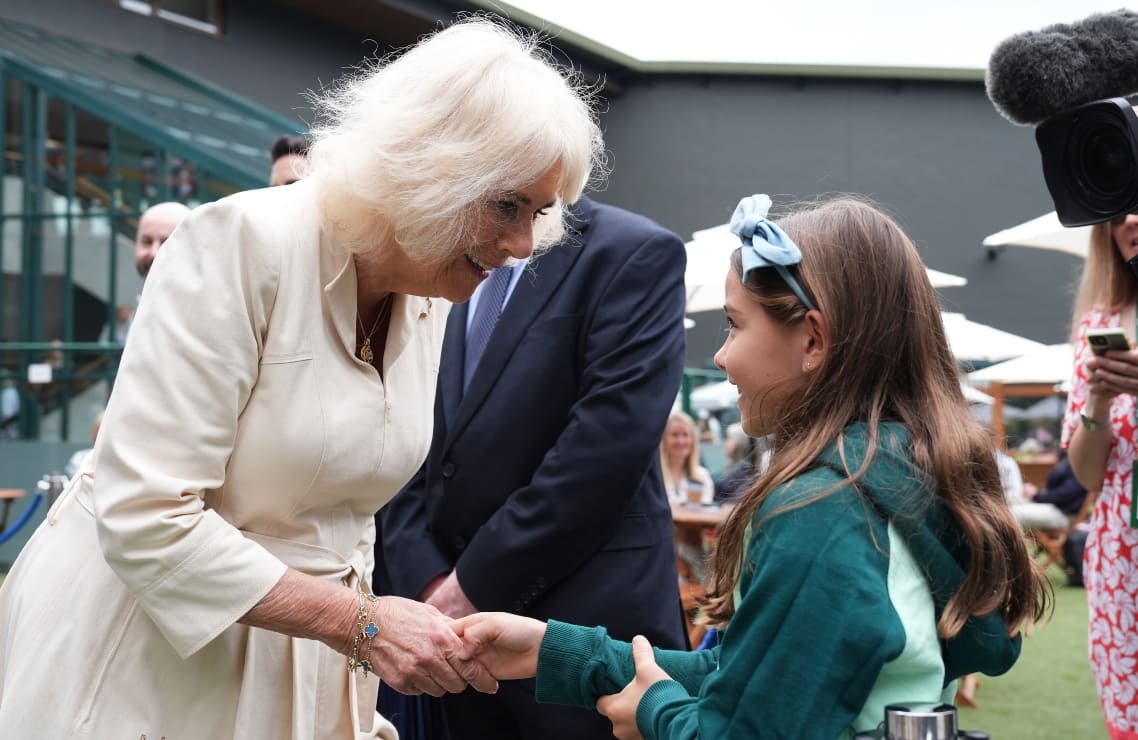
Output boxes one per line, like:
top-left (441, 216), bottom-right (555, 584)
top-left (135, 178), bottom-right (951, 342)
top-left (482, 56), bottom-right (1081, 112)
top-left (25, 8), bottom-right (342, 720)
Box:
top-left (72, 106), bottom-right (112, 221)
top-left (117, 129), bottom-right (159, 218)
top-left (198, 168), bottom-right (241, 204)
top-left (159, 0), bottom-right (221, 25)
top-left (1, 175), bottom-right (24, 277)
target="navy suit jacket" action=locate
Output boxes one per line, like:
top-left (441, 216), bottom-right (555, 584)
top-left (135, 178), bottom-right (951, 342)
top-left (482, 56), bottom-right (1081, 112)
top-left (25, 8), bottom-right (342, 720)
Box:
top-left (377, 197), bottom-right (687, 647)
top-left (1034, 459), bottom-right (1090, 515)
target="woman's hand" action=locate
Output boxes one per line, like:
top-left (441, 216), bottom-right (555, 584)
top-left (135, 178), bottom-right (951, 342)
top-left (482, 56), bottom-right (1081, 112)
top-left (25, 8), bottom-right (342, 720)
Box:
top-left (595, 636), bottom-right (673, 740)
top-left (1086, 348), bottom-right (1138, 403)
top-left (451, 612), bottom-right (547, 680)
top-left (370, 596), bottom-right (498, 696)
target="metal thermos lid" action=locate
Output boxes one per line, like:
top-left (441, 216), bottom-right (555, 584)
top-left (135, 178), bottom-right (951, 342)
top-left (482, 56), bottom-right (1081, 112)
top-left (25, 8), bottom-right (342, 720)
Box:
top-left (883, 702), bottom-right (958, 740)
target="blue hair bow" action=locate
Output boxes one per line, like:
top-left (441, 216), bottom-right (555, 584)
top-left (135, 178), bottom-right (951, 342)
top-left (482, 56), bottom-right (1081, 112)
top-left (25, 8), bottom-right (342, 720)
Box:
top-left (729, 194), bottom-right (817, 311)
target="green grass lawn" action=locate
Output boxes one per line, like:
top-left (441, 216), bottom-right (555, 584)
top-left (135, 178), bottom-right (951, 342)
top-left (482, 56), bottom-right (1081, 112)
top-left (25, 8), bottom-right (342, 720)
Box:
top-left (956, 564), bottom-right (1105, 739)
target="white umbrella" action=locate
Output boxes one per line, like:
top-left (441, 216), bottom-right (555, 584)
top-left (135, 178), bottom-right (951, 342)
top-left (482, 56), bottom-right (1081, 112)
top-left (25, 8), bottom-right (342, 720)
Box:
top-left (926, 268), bottom-right (967, 288)
top-left (689, 379), bottom-right (736, 412)
top-left (982, 211), bottom-right (1092, 258)
top-left (941, 312), bottom-right (1047, 365)
top-left (691, 378), bottom-right (989, 413)
top-left (684, 224), bottom-right (737, 313)
top-left (961, 382), bottom-right (994, 405)
top-left (966, 343), bottom-right (1075, 386)
top-left (685, 224), bottom-right (967, 314)
top-left (969, 402), bottom-right (1027, 426)
top-left (1021, 395), bottom-right (1066, 420)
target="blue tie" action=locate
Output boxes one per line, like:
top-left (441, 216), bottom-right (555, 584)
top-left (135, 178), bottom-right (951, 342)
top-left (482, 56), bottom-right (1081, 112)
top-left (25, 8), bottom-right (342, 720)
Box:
top-left (463, 267), bottom-right (512, 390)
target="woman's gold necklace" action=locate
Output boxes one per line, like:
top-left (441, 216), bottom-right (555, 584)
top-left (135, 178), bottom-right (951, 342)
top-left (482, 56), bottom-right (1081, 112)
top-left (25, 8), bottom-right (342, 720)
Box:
top-left (357, 294), bottom-right (394, 364)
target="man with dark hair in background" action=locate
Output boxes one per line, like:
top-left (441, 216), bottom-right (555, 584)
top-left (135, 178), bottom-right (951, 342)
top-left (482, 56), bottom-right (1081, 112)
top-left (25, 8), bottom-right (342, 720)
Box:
top-left (269, 134), bottom-right (310, 187)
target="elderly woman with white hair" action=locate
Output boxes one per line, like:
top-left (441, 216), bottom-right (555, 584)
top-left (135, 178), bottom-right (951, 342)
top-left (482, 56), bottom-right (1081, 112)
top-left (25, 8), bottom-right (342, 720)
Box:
top-left (0, 18), bottom-right (603, 739)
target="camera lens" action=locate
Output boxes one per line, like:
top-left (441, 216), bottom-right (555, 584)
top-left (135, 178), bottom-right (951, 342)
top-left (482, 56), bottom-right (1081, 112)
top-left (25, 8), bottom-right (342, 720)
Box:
top-left (1036, 98), bottom-right (1138, 226)
top-left (1081, 129), bottom-right (1133, 196)
top-left (1065, 109), bottom-right (1138, 216)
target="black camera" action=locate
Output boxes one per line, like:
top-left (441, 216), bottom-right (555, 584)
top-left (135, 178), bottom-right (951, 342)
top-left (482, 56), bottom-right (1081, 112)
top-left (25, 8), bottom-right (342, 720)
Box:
top-left (1036, 97), bottom-right (1138, 227)
top-left (851, 703), bottom-right (988, 740)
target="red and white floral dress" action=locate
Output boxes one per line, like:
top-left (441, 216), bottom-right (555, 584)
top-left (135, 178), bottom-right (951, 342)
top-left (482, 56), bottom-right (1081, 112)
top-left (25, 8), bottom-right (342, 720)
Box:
top-left (1063, 307), bottom-right (1138, 739)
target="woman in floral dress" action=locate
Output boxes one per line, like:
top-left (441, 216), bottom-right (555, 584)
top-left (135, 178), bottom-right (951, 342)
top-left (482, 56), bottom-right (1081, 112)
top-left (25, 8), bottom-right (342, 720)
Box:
top-left (1064, 212), bottom-right (1138, 739)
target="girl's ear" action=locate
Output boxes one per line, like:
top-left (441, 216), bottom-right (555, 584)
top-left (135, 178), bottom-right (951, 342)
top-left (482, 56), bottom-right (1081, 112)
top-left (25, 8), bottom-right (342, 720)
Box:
top-left (801, 309), bottom-right (830, 373)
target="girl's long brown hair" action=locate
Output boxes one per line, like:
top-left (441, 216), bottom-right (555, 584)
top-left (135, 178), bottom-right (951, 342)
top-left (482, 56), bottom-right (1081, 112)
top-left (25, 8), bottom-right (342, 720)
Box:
top-left (704, 197), bottom-right (1051, 638)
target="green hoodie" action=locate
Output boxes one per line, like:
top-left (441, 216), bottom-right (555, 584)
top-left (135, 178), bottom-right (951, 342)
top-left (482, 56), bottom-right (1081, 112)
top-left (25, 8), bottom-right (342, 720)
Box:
top-left (534, 422), bottom-right (1021, 739)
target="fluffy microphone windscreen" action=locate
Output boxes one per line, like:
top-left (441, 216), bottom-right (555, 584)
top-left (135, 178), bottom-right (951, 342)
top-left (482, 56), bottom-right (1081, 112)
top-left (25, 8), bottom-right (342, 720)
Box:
top-left (986, 9), bottom-right (1138, 125)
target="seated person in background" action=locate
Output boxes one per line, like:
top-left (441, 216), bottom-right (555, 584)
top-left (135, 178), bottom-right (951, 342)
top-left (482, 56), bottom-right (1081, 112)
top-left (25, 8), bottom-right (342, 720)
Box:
top-left (998, 448), bottom-right (1083, 530)
top-left (714, 423), bottom-right (756, 502)
top-left (663, 412), bottom-right (715, 588)
top-left (661, 411), bottom-right (714, 505)
top-left (1022, 456), bottom-right (1090, 524)
top-left (0, 369), bottom-right (18, 440)
top-left (696, 409), bottom-right (722, 443)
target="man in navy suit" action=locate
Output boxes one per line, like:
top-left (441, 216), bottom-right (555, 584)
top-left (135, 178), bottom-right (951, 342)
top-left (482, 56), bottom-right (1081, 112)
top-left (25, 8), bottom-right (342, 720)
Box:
top-left (377, 195), bottom-right (689, 739)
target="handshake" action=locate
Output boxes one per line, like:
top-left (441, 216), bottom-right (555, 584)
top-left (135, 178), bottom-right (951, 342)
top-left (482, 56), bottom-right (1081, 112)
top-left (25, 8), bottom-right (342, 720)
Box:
top-left (372, 598), bottom-right (671, 740)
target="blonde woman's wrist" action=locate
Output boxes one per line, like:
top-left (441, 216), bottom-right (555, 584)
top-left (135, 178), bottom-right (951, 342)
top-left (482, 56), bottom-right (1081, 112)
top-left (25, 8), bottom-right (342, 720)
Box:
top-left (1082, 397), bottom-right (1110, 424)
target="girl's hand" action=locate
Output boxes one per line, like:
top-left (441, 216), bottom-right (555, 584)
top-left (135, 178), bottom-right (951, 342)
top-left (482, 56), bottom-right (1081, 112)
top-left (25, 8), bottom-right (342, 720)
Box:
top-left (452, 612), bottom-right (547, 680)
top-left (595, 636), bottom-right (672, 740)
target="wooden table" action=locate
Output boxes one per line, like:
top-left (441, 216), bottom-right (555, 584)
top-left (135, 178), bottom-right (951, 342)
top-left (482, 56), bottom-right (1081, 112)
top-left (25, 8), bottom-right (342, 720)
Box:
top-left (671, 502), bottom-right (733, 646)
top-left (1016, 454), bottom-right (1059, 490)
top-left (0, 488), bottom-right (27, 536)
top-left (671, 501), bottom-right (733, 530)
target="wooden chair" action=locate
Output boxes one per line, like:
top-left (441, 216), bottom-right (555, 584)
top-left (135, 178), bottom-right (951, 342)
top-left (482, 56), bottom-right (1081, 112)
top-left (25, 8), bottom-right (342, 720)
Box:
top-left (672, 503), bottom-right (730, 648)
top-left (1026, 489), bottom-right (1097, 574)
top-left (679, 581), bottom-right (709, 648)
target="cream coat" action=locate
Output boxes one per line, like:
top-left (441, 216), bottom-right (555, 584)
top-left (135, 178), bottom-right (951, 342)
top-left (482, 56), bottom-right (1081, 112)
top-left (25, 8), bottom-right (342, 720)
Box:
top-left (0, 180), bottom-right (449, 738)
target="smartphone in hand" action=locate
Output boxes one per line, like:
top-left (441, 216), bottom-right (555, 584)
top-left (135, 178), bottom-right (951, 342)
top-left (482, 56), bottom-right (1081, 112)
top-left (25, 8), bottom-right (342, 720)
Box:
top-left (1086, 328), bottom-right (1131, 355)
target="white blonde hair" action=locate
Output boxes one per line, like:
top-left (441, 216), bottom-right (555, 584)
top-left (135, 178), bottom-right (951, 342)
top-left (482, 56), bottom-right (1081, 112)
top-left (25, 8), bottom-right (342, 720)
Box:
top-left (307, 17), bottom-right (606, 263)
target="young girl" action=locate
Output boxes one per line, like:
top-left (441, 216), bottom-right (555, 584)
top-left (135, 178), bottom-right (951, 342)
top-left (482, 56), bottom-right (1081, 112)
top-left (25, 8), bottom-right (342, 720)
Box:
top-left (660, 411), bottom-right (715, 505)
top-left (454, 194), bottom-right (1051, 739)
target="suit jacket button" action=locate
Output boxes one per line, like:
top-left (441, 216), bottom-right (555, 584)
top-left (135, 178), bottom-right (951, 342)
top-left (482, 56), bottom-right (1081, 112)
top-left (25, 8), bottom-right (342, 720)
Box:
top-left (451, 536), bottom-right (466, 551)
top-left (441, 462), bottom-right (455, 478)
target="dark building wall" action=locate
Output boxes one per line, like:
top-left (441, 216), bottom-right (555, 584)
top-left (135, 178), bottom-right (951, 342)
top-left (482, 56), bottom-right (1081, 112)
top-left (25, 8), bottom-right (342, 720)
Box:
top-left (1, 0), bottom-right (381, 122)
top-left (593, 76), bottom-right (1083, 366)
top-left (1, 3), bottom-right (1082, 367)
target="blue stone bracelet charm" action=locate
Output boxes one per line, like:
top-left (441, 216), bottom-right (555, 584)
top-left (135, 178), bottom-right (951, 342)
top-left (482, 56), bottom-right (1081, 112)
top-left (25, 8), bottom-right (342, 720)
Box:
top-left (349, 592), bottom-right (381, 676)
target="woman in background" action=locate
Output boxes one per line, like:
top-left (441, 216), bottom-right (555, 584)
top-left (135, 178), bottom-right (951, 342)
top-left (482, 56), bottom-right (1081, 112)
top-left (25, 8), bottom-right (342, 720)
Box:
top-left (1063, 212), bottom-right (1138, 739)
top-left (660, 411), bottom-right (714, 505)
